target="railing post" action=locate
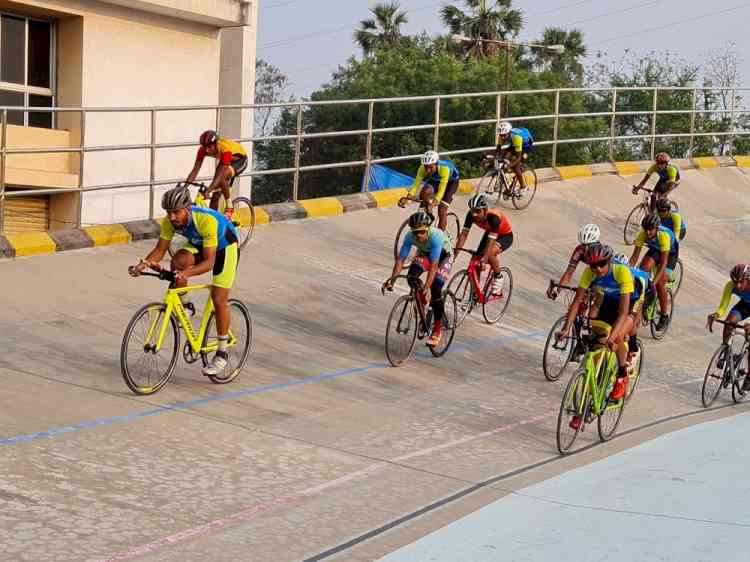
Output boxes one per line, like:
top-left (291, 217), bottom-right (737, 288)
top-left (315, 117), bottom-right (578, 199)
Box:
top-left (608, 89), bottom-right (618, 162)
top-left (728, 88), bottom-right (737, 156)
top-left (433, 97), bottom-right (441, 152)
top-left (363, 101), bottom-right (375, 192)
top-left (551, 90), bottom-right (560, 167)
top-left (0, 110), bottom-right (6, 234)
top-left (76, 110), bottom-right (86, 228)
top-left (149, 109), bottom-right (156, 220)
top-left (688, 88), bottom-right (697, 157)
top-left (215, 106), bottom-right (220, 131)
top-left (650, 88), bottom-right (658, 160)
top-left (292, 103), bottom-right (303, 201)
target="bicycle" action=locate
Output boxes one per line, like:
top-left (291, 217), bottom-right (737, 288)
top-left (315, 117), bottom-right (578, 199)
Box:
top-left (702, 318), bottom-right (750, 407)
top-left (666, 258), bottom-right (684, 298)
top-left (445, 248), bottom-right (513, 326)
top-left (556, 321), bottom-right (628, 454)
top-left (623, 185), bottom-right (679, 245)
top-left (641, 282), bottom-right (674, 340)
top-left (393, 194), bottom-right (460, 261)
top-left (168, 181), bottom-right (256, 257)
top-left (121, 267), bottom-right (252, 395)
top-left (542, 282), bottom-right (592, 382)
top-left (382, 274), bottom-right (458, 367)
top-left (475, 156), bottom-right (538, 210)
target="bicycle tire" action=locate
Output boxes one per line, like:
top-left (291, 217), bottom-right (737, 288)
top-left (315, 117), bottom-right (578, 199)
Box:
top-left (649, 288), bottom-right (674, 340)
top-left (385, 294), bottom-right (418, 367)
top-left (231, 196), bottom-right (256, 251)
top-left (623, 203), bottom-right (647, 245)
top-left (475, 169), bottom-right (500, 198)
top-left (510, 167), bottom-right (538, 210)
top-left (597, 387), bottom-right (625, 442)
top-left (556, 369), bottom-right (588, 454)
top-left (120, 302), bottom-right (180, 395)
top-left (201, 299), bottom-right (253, 384)
top-left (701, 345), bottom-right (727, 407)
top-left (669, 258), bottom-right (684, 298)
top-left (731, 351), bottom-right (748, 404)
top-left (445, 212), bottom-right (461, 249)
top-left (625, 338), bottom-right (645, 402)
top-left (446, 269), bottom-right (474, 326)
top-left (482, 266), bottom-right (513, 324)
top-left (429, 291), bottom-right (457, 357)
top-left (542, 315), bottom-right (575, 382)
top-left (393, 218), bottom-right (411, 261)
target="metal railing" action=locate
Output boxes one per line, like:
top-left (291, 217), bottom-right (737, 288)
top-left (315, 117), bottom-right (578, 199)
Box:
top-left (0, 85), bottom-right (748, 233)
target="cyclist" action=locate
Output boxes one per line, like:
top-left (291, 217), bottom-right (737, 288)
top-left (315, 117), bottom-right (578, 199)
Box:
top-left (656, 198), bottom-right (686, 241)
top-left (557, 244), bottom-right (644, 420)
top-left (632, 152), bottom-right (680, 211)
top-left (629, 213), bottom-right (678, 332)
top-left (185, 130), bottom-right (248, 219)
top-left (384, 210), bottom-right (454, 347)
top-left (547, 223), bottom-right (600, 300)
top-left (494, 121), bottom-right (533, 192)
top-left (399, 150), bottom-right (460, 232)
top-left (454, 194), bottom-right (512, 295)
top-left (129, 185), bottom-right (239, 376)
top-left (707, 264), bottom-right (750, 385)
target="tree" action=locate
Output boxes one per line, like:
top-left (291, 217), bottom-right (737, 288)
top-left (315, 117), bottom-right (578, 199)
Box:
top-left (354, 1), bottom-right (408, 57)
top-left (440, 0), bottom-right (522, 59)
top-left (254, 58), bottom-right (292, 138)
top-left (531, 27), bottom-right (587, 84)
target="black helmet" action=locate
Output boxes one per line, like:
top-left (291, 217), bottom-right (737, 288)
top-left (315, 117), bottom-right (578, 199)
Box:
top-left (641, 213), bottom-right (661, 230)
top-left (655, 198), bottom-right (672, 212)
top-left (161, 184), bottom-right (192, 211)
top-left (199, 130), bottom-right (218, 147)
top-left (583, 242), bottom-right (614, 265)
top-left (408, 210), bottom-right (433, 230)
top-left (468, 194), bottom-right (489, 210)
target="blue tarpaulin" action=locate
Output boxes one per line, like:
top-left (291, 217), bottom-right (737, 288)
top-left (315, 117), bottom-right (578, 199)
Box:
top-left (362, 163), bottom-right (414, 191)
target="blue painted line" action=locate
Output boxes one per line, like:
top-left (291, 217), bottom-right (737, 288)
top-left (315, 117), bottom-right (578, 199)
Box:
top-left (0, 304), bottom-right (714, 447)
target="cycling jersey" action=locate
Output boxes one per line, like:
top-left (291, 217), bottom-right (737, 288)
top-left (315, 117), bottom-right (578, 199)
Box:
top-left (579, 263), bottom-right (638, 299)
top-left (715, 280), bottom-right (750, 317)
top-left (410, 159), bottom-right (460, 202)
top-left (462, 209), bottom-right (512, 238)
top-left (635, 226), bottom-right (677, 256)
top-left (647, 163), bottom-right (680, 183)
top-left (160, 206), bottom-right (238, 251)
top-left (661, 212), bottom-right (686, 239)
top-left (197, 138), bottom-right (247, 166)
top-left (398, 226), bottom-right (452, 262)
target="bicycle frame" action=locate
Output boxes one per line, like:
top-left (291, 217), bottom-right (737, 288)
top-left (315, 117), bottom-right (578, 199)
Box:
top-left (385, 274), bottom-right (431, 336)
top-left (578, 345), bottom-right (620, 417)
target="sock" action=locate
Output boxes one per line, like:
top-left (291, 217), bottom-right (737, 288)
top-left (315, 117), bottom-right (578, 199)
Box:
top-left (218, 335), bottom-right (228, 353)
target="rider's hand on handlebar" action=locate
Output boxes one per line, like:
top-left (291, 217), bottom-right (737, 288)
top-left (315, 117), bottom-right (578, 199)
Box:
top-left (129, 259), bottom-right (156, 277)
top-left (382, 279), bottom-right (395, 292)
top-left (706, 313), bottom-right (718, 330)
top-left (547, 285), bottom-right (559, 300)
top-left (631, 185), bottom-right (640, 195)
top-left (397, 196), bottom-right (408, 208)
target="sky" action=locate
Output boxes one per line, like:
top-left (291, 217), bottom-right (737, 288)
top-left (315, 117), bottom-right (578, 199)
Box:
top-left (257, 0), bottom-right (750, 100)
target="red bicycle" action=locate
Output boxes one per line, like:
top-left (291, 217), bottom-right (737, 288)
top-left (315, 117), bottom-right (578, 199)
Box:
top-left (446, 248), bottom-right (513, 326)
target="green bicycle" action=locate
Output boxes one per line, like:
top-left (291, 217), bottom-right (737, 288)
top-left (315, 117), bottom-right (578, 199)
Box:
top-left (556, 321), bottom-right (629, 454)
top-left (641, 283), bottom-right (674, 339)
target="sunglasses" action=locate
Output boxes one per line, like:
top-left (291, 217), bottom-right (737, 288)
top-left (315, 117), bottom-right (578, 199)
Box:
top-left (590, 260), bottom-right (609, 270)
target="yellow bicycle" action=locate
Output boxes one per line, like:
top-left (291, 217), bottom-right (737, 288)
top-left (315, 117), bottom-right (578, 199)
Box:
top-left (121, 268), bottom-right (252, 395)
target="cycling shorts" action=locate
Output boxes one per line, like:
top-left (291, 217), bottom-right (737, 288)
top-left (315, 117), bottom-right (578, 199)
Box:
top-left (182, 242), bottom-right (238, 289)
top-left (477, 231), bottom-right (513, 255)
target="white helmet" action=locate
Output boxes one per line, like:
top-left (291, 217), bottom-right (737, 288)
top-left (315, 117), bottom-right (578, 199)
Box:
top-left (496, 121), bottom-right (512, 136)
top-left (578, 223), bottom-right (601, 245)
top-left (613, 252), bottom-right (629, 265)
top-left (421, 150), bottom-right (439, 166)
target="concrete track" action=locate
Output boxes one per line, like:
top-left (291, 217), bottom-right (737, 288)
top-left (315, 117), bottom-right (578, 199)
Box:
top-left (1, 167), bottom-right (749, 561)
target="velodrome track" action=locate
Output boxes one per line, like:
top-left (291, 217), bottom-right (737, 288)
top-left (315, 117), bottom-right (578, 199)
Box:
top-left (1, 166), bottom-right (749, 561)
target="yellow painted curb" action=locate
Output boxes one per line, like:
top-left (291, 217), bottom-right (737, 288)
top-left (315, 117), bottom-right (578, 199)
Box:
top-left (371, 188), bottom-right (408, 208)
top-left (249, 206), bottom-right (270, 225)
top-left (735, 156), bottom-right (750, 168)
top-left (693, 156), bottom-right (719, 169)
top-left (298, 197), bottom-right (344, 218)
top-left (457, 180), bottom-right (475, 194)
top-left (5, 231), bottom-right (56, 257)
top-left (85, 224), bottom-right (132, 247)
top-left (615, 162), bottom-right (642, 176)
top-left (555, 165), bottom-right (593, 180)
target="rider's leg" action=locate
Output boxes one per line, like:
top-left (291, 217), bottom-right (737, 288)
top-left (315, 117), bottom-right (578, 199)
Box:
top-left (655, 270), bottom-right (669, 315)
top-left (203, 244), bottom-right (238, 375)
top-left (437, 203), bottom-right (448, 231)
top-left (512, 159), bottom-right (526, 189)
top-left (170, 249), bottom-right (196, 289)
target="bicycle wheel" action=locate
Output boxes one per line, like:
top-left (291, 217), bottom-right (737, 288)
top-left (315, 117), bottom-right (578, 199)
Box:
top-left (542, 315), bottom-right (575, 382)
top-left (669, 258), bottom-right (684, 298)
top-left (446, 269), bottom-right (474, 326)
top-left (393, 218), bottom-right (411, 261)
top-left (120, 302), bottom-right (180, 395)
top-left (482, 266), bottom-right (513, 324)
top-left (597, 382), bottom-right (625, 442)
top-left (475, 170), bottom-right (500, 197)
top-left (623, 203), bottom-right (647, 245)
top-left (385, 294), bottom-right (418, 366)
top-left (445, 212), bottom-right (461, 248)
top-left (731, 352), bottom-right (748, 404)
top-left (701, 345), bottom-right (727, 407)
top-left (510, 167), bottom-right (538, 210)
top-left (625, 338), bottom-right (645, 402)
top-left (201, 299), bottom-right (252, 384)
top-left (649, 288), bottom-right (674, 340)
top-left (231, 196), bottom-right (255, 251)
top-left (556, 369), bottom-right (588, 454)
top-left (429, 291), bottom-right (457, 357)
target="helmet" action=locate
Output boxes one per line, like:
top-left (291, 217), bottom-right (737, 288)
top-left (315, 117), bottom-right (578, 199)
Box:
top-left (497, 121), bottom-right (512, 136)
top-left (613, 252), bottom-right (629, 264)
top-left (199, 130), bottom-right (218, 147)
top-left (421, 150), bottom-right (439, 166)
top-left (583, 242), bottom-right (614, 265)
top-left (655, 152), bottom-right (670, 164)
top-left (577, 223), bottom-right (601, 245)
top-left (655, 198), bottom-right (672, 213)
top-left (730, 263), bottom-right (750, 283)
top-left (468, 194), bottom-right (489, 210)
top-left (641, 213), bottom-right (661, 230)
top-left (408, 210), bottom-right (433, 230)
top-left (161, 184), bottom-right (192, 211)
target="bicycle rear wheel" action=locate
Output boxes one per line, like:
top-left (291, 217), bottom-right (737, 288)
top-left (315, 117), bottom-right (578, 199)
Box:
top-left (393, 218), bottom-right (412, 261)
top-left (475, 170), bottom-right (500, 198)
top-left (201, 299), bottom-right (252, 384)
top-left (649, 289), bottom-right (674, 340)
top-left (557, 370), bottom-right (588, 454)
top-left (482, 266), bottom-right (513, 324)
top-left (669, 258), bottom-right (684, 298)
top-left (625, 338), bottom-right (644, 401)
top-left (510, 167), bottom-right (537, 210)
top-left (732, 351), bottom-right (748, 404)
top-left (385, 294), bottom-right (418, 366)
top-left (445, 212), bottom-right (461, 248)
top-left (446, 269), bottom-right (474, 326)
top-left (597, 371), bottom-right (626, 442)
top-left (429, 291), bottom-right (457, 357)
top-left (231, 196), bottom-right (256, 251)
top-left (542, 315), bottom-right (575, 382)
top-left (701, 345), bottom-right (727, 407)
top-left (623, 203), bottom-right (647, 245)
top-left (120, 302), bottom-right (180, 395)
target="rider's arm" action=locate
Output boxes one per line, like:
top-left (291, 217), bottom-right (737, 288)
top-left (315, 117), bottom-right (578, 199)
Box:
top-left (186, 148), bottom-right (207, 184)
top-left (637, 164), bottom-right (656, 188)
top-left (433, 165), bottom-right (451, 203)
top-left (671, 213), bottom-right (682, 237)
top-left (409, 165), bottom-right (426, 197)
top-left (558, 265), bottom-right (577, 288)
top-left (454, 212), bottom-right (473, 251)
top-left (423, 230), bottom-right (444, 289)
top-left (715, 281), bottom-right (735, 317)
top-left (610, 265), bottom-right (635, 341)
top-left (142, 237), bottom-right (171, 267)
top-left (653, 231), bottom-right (671, 281)
top-left (390, 231), bottom-right (413, 279)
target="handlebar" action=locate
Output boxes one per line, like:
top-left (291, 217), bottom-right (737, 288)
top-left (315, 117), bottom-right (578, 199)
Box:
top-left (548, 279), bottom-right (577, 292)
top-left (381, 274), bottom-right (423, 295)
top-left (708, 317), bottom-right (748, 334)
top-left (128, 266), bottom-right (176, 282)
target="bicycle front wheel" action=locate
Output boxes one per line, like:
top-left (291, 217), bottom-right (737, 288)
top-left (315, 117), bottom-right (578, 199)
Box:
top-left (475, 170), bottom-right (500, 198)
top-left (623, 203), bottom-right (647, 245)
top-left (120, 302), bottom-right (180, 395)
top-left (429, 291), bottom-right (457, 357)
top-left (649, 289), bottom-right (674, 340)
top-left (482, 266), bottom-right (513, 324)
top-left (702, 345), bottom-right (727, 407)
top-left (201, 299), bottom-right (253, 384)
top-left (597, 375), bottom-right (626, 442)
top-left (542, 315), bottom-right (575, 382)
top-left (732, 351), bottom-right (748, 404)
top-left (445, 212), bottom-right (461, 248)
top-left (385, 294), bottom-right (418, 366)
top-left (232, 196), bottom-right (256, 251)
top-left (510, 167), bottom-right (538, 210)
top-left (446, 269), bottom-right (474, 326)
top-left (557, 370), bottom-right (588, 454)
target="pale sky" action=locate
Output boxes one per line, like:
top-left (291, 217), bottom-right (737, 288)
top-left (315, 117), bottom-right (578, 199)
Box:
top-left (257, 0), bottom-right (750, 99)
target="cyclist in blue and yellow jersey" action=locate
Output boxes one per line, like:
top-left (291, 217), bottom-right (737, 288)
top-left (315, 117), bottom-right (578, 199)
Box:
top-left (633, 152), bottom-right (680, 211)
top-left (708, 264), bottom-right (750, 387)
top-left (547, 223), bottom-right (601, 301)
top-left (129, 185), bottom-right (239, 377)
top-left (399, 150), bottom-right (460, 232)
top-left (656, 198), bottom-right (686, 241)
top-left (185, 130), bottom-right (248, 220)
top-left (383, 210), bottom-right (454, 347)
top-left (557, 244), bottom-right (644, 420)
top-left (629, 212), bottom-right (678, 332)
top-left (495, 120), bottom-right (533, 191)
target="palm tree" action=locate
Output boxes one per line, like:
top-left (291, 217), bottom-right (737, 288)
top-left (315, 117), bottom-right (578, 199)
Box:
top-left (441, 0), bottom-right (523, 59)
top-left (354, 1), bottom-right (409, 57)
top-left (534, 27), bottom-right (587, 82)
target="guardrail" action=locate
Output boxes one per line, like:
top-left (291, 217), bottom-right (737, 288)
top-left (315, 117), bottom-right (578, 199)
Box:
top-left (0, 85), bottom-right (748, 233)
